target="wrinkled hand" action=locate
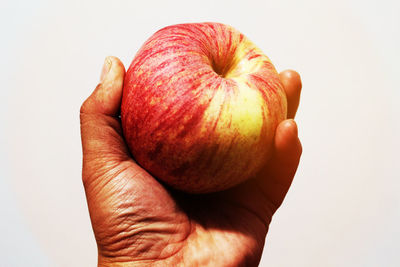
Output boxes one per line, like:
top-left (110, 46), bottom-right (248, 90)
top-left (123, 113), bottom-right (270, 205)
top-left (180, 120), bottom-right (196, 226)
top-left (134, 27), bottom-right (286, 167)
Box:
top-left (80, 56), bottom-right (302, 267)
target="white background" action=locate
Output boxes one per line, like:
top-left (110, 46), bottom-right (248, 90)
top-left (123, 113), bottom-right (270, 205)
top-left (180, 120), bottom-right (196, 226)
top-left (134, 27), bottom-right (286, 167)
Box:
top-left (1, 0), bottom-right (399, 266)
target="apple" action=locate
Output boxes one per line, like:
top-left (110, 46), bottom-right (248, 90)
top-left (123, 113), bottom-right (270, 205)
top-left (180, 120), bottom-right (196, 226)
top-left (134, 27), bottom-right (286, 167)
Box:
top-left (121, 22), bottom-right (287, 193)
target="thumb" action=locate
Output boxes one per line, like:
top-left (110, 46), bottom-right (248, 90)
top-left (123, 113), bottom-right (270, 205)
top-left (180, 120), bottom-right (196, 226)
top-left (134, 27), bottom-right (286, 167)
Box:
top-left (80, 56), bottom-right (131, 184)
top-left (81, 56), bottom-right (125, 115)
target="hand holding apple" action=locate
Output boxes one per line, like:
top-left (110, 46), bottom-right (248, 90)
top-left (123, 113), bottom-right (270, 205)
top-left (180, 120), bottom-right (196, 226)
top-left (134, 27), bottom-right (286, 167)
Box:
top-left (80, 55), bottom-right (302, 266)
top-left (122, 22), bottom-right (287, 193)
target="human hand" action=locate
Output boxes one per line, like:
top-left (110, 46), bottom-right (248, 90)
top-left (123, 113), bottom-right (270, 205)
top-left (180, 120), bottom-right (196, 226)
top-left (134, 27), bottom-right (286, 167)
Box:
top-left (80, 56), bottom-right (302, 267)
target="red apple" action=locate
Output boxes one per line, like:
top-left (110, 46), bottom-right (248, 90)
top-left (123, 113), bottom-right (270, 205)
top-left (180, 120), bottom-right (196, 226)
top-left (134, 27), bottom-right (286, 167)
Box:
top-left (121, 22), bottom-right (287, 193)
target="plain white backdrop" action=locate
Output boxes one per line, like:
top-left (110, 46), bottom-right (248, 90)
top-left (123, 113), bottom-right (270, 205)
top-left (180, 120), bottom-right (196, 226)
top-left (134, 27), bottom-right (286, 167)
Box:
top-left (1, 0), bottom-right (399, 266)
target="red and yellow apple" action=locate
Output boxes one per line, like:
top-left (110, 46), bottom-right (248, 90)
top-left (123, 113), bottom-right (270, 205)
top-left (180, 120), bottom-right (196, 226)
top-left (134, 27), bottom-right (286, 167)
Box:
top-left (121, 22), bottom-right (287, 193)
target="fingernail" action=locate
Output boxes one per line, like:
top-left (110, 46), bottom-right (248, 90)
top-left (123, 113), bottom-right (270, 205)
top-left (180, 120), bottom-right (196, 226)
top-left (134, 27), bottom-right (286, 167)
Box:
top-left (100, 57), bottom-right (112, 82)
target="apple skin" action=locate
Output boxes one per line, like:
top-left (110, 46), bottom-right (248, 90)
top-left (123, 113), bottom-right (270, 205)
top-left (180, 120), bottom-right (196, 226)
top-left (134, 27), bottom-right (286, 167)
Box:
top-left (121, 22), bottom-right (287, 193)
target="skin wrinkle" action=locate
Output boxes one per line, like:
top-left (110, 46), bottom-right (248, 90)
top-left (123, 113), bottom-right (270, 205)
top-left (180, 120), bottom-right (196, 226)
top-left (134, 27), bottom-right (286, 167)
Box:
top-left (92, 168), bottom-right (192, 261)
top-left (98, 208), bottom-right (161, 256)
top-left (153, 210), bottom-right (191, 259)
top-left (102, 227), bottom-right (155, 255)
top-left (83, 160), bottom-right (129, 196)
top-left (83, 161), bottom-right (118, 193)
top-left (80, 122), bottom-right (130, 163)
top-left (99, 216), bottom-right (189, 260)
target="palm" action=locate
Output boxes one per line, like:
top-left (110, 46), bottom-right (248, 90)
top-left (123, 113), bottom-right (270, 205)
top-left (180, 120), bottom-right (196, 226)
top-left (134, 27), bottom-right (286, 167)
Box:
top-left (84, 127), bottom-right (274, 266)
top-left (81, 57), bottom-right (302, 266)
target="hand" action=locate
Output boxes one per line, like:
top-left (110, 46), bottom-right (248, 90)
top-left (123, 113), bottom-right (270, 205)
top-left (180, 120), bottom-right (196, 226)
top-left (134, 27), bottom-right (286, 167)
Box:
top-left (80, 56), bottom-right (302, 267)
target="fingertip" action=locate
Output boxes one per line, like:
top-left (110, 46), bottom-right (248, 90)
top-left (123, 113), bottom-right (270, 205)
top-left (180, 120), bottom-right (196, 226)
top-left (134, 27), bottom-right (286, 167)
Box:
top-left (101, 56), bottom-right (125, 87)
top-left (274, 119), bottom-right (302, 162)
top-left (279, 70), bottom-right (302, 91)
top-left (283, 119), bottom-right (298, 136)
top-left (81, 56), bottom-right (126, 116)
top-left (275, 119), bottom-right (298, 146)
top-left (106, 56), bottom-right (126, 77)
top-left (279, 70), bottom-right (301, 83)
top-left (279, 70), bottom-right (302, 119)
